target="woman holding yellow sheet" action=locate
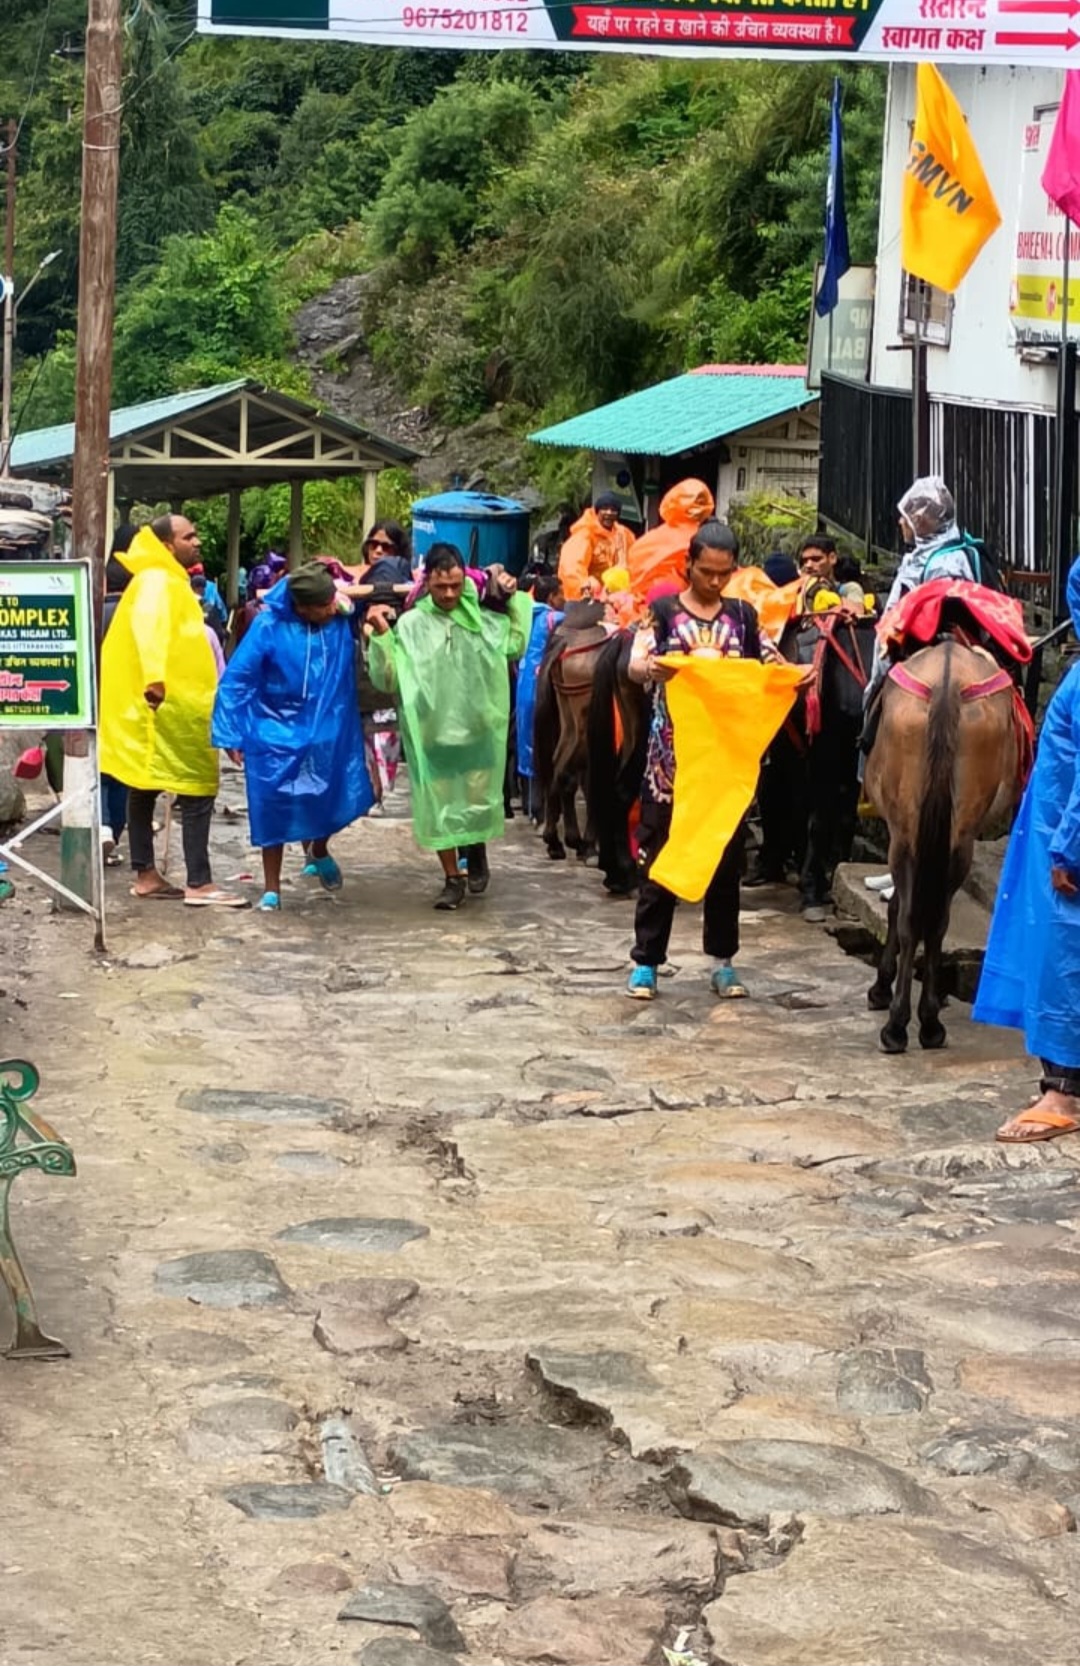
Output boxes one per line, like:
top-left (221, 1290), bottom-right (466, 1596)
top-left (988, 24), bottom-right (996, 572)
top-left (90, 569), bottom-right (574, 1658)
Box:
top-left (625, 520), bottom-right (799, 1002)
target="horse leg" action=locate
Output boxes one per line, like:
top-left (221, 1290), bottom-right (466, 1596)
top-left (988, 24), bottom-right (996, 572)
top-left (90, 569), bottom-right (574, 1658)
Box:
top-left (542, 783), bottom-right (566, 859)
top-left (868, 887), bottom-right (898, 1010)
top-left (918, 918), bottom-right (948, 1050)
top-left (881, 857), bottom-right (916, 1054)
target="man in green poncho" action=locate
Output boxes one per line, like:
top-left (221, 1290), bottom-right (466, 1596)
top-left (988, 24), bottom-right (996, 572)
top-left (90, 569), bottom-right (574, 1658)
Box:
top-left (366, 543), bottom-right (531, 910)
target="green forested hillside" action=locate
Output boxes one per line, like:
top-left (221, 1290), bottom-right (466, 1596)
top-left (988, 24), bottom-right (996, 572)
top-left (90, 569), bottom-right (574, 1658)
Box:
top-left (3, 1), bottom-right (884, 548)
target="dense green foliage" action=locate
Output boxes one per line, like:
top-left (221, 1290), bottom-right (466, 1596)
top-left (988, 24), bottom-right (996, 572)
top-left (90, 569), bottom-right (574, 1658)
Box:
top-left (3, 2), bottom-right (884, 552)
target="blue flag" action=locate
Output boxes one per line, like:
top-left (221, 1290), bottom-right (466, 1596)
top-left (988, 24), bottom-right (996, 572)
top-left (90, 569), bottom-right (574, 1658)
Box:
top-left (814, 79), bottom-right (851, 320)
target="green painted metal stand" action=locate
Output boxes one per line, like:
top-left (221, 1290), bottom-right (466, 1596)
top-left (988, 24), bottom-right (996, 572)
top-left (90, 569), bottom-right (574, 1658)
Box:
top-left (0, 1061), bottom-right (75, 1359)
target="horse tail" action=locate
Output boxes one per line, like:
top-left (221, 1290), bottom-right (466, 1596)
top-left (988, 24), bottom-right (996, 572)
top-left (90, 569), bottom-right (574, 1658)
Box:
top-left (911, 643), bottom-right (961, 943)
top-left (533, 634), bottom-right (563, 808)
top-left (587, 631), bottom-right (633, 887)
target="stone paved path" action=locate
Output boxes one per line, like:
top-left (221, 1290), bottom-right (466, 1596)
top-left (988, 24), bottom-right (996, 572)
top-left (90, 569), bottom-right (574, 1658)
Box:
top-left (1, 797), bottom-right (1078, 1666)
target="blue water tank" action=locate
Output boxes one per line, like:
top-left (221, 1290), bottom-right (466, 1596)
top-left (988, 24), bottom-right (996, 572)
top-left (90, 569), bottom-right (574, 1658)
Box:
top-left (410, 491), bottom-right (530, 577)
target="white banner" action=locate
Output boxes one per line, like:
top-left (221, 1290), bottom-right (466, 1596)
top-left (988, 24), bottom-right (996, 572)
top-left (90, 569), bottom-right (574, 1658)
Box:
top-left (198, 0), bottom-right (1080, 65)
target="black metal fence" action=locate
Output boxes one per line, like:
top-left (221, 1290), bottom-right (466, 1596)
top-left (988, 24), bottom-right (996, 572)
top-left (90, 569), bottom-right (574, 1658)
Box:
top-left (818, 373), bottom-right (912, 559)
top-left (819, 373), bottom-right (1067, 596)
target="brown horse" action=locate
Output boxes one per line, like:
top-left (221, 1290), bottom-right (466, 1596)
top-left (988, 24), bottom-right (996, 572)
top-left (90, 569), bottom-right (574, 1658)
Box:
top-left (533, 608), bottom-right (611, 861)
top-left (586, 630), bottom-right (651, 895)
top-left (864, 640), bottom-right (1024, 1053)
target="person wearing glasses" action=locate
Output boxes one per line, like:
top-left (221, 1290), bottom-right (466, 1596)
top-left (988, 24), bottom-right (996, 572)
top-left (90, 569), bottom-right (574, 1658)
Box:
top-left (356, 522), bottom-right (413, 810)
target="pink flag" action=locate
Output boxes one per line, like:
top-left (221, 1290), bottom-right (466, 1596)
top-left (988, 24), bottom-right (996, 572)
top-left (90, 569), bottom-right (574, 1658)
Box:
top-left (1043, 72), bottom-right (1080, 223)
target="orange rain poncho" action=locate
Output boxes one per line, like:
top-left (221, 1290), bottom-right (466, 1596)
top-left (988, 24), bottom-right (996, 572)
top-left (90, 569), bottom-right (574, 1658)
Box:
top-left (557, 508), bottom-right (634, 600)
top-left (627, 480), bottom-right (715, 605)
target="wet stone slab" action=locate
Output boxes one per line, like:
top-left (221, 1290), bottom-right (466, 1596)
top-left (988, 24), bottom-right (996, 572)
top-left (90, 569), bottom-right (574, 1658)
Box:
top-left (668, 1440), bottom-right (937, 1529)
top-left (276, 1217), bottom-right (429, 1253)
top-left (180, 1087), bottom-right (347, 1123)
top-left (527, 1348), bottom-right (660, 1420)
top-left (356, 1643), bottom-right (461, 1666)
top-left (389, 1422), bottom-right (604, 1504)
top-left (338, 1583), bottom-right (465, 1652)
top-left (154, 1249), bottom-right (289, 1308)
top-left (183, 1396), bottom-right (298, 1460)
top-left (224, 1482), bottom-right (353, 1520)
top-left (836, 1348), bottom-right (933, 1415)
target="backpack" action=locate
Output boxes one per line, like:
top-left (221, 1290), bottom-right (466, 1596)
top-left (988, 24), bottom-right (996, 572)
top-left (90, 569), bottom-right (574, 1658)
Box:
top-left (925, 533), bottom-right (1005, 593)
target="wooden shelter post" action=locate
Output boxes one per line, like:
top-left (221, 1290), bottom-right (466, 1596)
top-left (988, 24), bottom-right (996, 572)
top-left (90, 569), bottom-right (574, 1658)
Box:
top-left (225, 488), bottom-right (241, 606)
top-left (289, 478), bottom-right (304, 568)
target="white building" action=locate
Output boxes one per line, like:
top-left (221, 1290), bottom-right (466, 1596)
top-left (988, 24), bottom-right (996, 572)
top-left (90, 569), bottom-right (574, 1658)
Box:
top-left (820, 63), bottom-right (1072, 611)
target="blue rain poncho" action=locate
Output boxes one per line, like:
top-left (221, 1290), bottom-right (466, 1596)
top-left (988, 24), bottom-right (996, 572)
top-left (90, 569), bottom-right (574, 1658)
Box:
top-left (516, 601), bottom-right (563, 780)
top-left (973, 557), bottom-right (1080, 1067)
top-left (368, 581), bottom-right (530, 851)
top-left (211, 579), bottom-right (373, 848)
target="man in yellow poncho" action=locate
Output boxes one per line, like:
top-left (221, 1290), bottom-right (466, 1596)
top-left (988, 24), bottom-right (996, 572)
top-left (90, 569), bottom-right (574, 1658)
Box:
top-left (100, 517), bottom-right (245, 907)
top-left (558, 493), bottom-right (634, 601)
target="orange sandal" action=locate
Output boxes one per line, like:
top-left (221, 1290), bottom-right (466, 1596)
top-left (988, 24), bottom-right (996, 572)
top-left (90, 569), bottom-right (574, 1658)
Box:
top-left (996, 1105), bottom-right (1080, 1143)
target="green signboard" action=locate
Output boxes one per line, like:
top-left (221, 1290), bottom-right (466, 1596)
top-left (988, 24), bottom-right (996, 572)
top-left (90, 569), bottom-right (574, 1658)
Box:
top-left (0, 562), bottom-right (94, 729)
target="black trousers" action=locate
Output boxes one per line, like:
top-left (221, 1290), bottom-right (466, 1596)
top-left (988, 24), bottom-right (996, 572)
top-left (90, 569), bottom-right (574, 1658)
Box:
top-left (757, 728), bottom-right (808, 881)
top-left (1041, 1061), bottom-right (1080, 1095)
top-left (128, 788), bottom-right (214, 889)
top-left (799, 720), bottom-right (861, 907)
top-left (631, 797), bottom-right (743, 967)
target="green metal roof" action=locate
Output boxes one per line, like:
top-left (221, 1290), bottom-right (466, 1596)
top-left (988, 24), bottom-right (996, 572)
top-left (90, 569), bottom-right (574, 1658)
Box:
top-left (528, 369), bottom-right (817, 457)
top-left (9, 380), bottom-right (250, 473)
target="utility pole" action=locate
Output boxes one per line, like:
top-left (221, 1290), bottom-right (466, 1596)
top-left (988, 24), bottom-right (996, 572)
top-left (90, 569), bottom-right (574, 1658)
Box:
top-left (1, 118), bottom-right (16, 479)
top-left (63, 0), bottom-right (122, 936)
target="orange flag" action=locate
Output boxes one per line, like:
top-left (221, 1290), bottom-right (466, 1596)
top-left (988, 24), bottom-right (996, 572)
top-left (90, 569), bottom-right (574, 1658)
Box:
top-left (901, 63), bottom-right (1001, 294)
top-left (650, 655), bottom-right (803, 903)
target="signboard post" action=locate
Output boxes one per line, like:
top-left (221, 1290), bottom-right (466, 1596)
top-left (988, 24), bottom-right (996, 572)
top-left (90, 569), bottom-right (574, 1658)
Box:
top-left (0, 561), bottom-right (105, 945)
top-left (807, 264), bottom-right (875, 391)
top-left (198, 0), bottom-right (1080, 65)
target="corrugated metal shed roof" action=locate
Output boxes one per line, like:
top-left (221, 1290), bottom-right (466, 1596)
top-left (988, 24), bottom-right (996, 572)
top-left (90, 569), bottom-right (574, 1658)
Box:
top-left (10, 380), bottom-right (250, 472)
top-left (529, 368), bottom-right (817, 457)
top-left (8, 378), bottom-right (418, 492)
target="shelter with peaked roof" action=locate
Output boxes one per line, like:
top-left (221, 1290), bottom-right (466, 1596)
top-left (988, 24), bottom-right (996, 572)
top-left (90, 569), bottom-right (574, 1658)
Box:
top-left (529, 366), bottom-right (819, 527)
top-left (8, 378), bottom-right (418, 602)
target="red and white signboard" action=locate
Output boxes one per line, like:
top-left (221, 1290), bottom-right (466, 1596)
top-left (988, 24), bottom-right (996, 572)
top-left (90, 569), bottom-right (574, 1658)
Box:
top-left (197, 0), bottom-right (1080, 63)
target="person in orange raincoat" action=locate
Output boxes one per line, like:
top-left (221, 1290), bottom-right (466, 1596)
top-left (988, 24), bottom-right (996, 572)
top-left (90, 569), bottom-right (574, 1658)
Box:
top-left (627, 479), bottom-right (715, 606)
top-left (557, 492), bottom-right (634, 600)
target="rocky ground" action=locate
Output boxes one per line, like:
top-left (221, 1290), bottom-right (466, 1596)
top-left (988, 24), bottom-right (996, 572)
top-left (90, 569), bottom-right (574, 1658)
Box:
top-left (1, 779), bottom-right (1078, 1666)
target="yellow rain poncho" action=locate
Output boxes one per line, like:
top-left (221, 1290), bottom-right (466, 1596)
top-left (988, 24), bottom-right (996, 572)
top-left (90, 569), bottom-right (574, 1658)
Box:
top-left (100, 526), bottom-right (219, 796)
top-left (651, 655), bottom-right (803, 902)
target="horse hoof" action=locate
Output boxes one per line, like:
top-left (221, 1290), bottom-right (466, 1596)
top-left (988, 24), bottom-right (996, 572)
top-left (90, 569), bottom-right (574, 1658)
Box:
top-left (867, 985), bottom-right (890, 1012)
top-left (545, 843), bottom-right (567, 861)
top-left (879, 1025), bottom-right (908, 1055)
top-left (919, 1024), bottom-right (947, 1051)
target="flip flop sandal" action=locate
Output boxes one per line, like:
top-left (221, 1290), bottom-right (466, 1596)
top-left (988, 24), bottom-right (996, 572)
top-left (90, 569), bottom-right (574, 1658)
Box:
top-left (183, 889), bottom-right (249, 908)
top-left (996, 1106), bottom-right (1080, 1143)
top-left (130, 883), bottom-right (183, 900)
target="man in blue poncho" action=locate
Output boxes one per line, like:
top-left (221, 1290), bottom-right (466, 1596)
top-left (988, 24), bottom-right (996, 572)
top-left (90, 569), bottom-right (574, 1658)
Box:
top-left (212, 563), bottom-right (373, 911)
top-left (975, 555), bottom-right (1080, 1142)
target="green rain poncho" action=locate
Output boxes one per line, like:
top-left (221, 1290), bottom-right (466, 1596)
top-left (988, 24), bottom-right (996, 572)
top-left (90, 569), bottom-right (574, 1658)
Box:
top-left (368, 581), bottom-right (530, 851)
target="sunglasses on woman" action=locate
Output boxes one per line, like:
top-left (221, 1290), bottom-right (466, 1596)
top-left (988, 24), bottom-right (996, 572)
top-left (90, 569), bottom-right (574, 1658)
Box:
top-left (365, 536), bottom-right (395, 553)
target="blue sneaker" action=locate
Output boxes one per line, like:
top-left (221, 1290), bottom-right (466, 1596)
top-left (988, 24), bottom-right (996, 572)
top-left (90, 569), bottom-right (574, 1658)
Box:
top-left (257, 891), bottom-right (281, 912)
top-left (711, 964), bottom-right (748, 999)
top-left (626, 965), bottom-right (658, 1000)
top-left (301, 861), bottom-right (318, 878)
top-left (312, 855), bottom-right (343, 891)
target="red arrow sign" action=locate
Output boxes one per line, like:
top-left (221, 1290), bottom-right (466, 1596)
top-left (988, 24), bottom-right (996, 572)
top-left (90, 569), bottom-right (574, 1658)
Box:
top-left (27, 681), bottom-right (70, 694)
top-left (998, 0), bottom-right (1078, 12)
top-left (994, 24), bottom-right (1080, 41)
